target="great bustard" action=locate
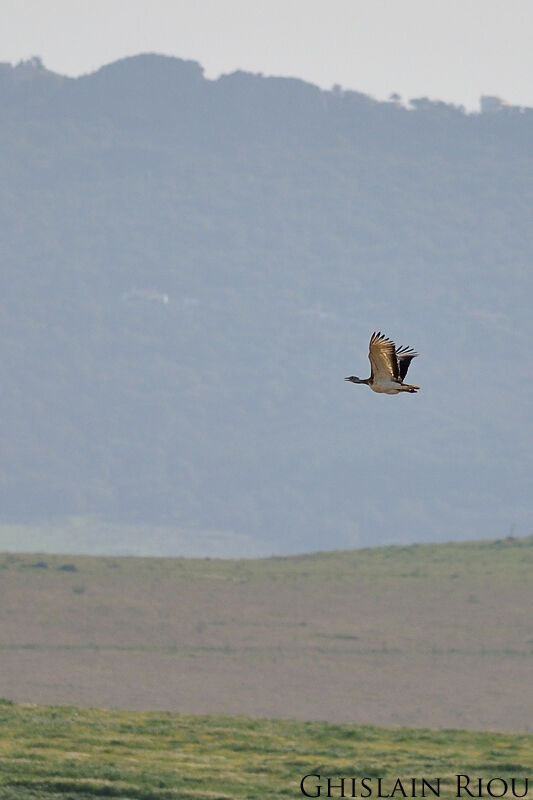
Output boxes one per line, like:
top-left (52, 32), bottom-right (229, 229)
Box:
top-left (345, 331), bottom-right (420, 394)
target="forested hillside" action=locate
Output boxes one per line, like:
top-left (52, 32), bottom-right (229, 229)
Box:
top-left (0, 54), bottom-right (531, 554)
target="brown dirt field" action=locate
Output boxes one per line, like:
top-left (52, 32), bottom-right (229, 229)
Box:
top-left (0, 542), bottom-right (532, 732)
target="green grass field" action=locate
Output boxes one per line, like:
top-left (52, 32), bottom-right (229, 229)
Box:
top-left (0, 700), bottom-right (532, 799)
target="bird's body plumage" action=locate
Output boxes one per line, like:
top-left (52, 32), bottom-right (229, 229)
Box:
top-left (346, 331), bottom-right (420, 394)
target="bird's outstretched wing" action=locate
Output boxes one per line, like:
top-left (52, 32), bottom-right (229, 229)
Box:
top-left (396, 345), bottom-right (418, 381)
top-left (368, 331), bottom-right (399, 381)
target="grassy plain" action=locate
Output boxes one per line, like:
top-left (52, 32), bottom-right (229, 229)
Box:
top-left (1, 700), bottom-right (533, 799)
top-left (1, 537), bottom-right (532, 731)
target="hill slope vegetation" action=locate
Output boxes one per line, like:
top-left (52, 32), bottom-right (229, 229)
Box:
top-left (0, 55), bottom-right (532, 553)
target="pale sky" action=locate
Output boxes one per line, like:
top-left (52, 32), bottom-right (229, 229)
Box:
top-left (2, 0), bottom-right (533, 110)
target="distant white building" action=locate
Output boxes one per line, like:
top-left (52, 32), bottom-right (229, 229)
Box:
top-left (480, 95), bottom-right (524, 114)
top-left (122, 288), bottom-right (169, 304)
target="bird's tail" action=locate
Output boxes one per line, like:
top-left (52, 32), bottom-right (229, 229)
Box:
top-left (399, 384), bottom-right (420, 393)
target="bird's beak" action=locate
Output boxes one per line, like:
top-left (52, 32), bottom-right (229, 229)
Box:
top-left (344, 377), bottom-right (351, 381)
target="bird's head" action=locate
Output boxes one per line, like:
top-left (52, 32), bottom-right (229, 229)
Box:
top-left (345, 376), bottom-right (364, 384)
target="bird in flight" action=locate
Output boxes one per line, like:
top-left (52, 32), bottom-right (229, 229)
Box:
top-left (345, 331), bottom-right (420, 394)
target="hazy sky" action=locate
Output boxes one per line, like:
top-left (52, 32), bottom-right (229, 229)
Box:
top-left (3, 0), bottom-right (533, 110)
